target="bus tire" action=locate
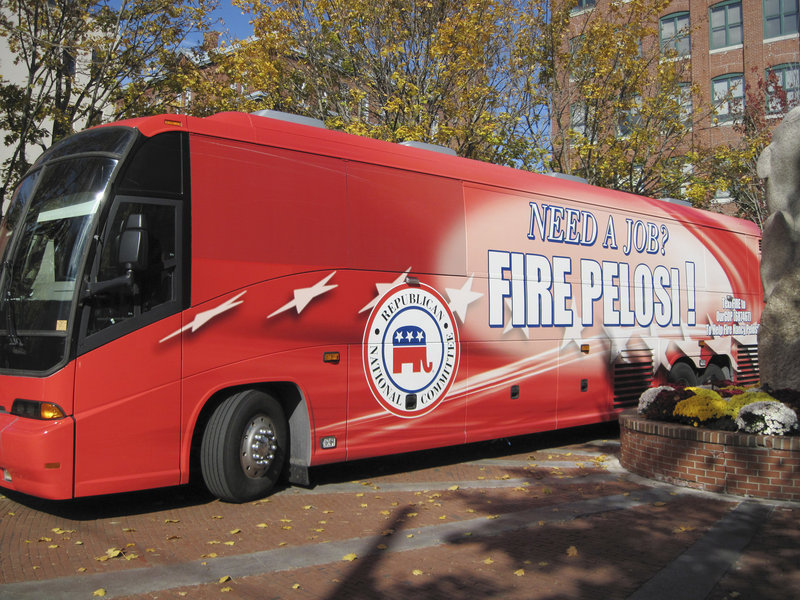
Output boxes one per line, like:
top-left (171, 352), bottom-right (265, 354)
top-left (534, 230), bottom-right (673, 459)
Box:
top-left (668, 362), bottom-right (697, 386)
top-left (201, 389), bottom-right (287, 503)
top-left (700, 364), bottom-right (726, 386)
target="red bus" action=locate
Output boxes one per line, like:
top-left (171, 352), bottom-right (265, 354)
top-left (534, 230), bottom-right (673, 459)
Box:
top-left (0, 111), bottom-right (762, 502)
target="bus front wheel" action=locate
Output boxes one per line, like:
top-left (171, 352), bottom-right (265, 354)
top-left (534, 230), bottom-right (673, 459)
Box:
top-left (201, 389), bottom-right (288, 503)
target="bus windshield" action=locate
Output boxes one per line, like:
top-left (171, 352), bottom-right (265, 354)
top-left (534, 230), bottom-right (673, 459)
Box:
top-left (0, 128), bottom-right (134, 372)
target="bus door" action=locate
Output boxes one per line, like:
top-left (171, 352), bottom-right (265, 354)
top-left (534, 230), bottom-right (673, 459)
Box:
top-left (73, 197), bottom-right (185, 497)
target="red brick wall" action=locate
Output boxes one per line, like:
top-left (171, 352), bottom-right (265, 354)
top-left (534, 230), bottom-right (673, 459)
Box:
top-left (620, 411), bottom-right (800, 501)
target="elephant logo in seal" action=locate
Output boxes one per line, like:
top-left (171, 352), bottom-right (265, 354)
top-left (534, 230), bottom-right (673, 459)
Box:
top-left (363, 282), bottom-right (460, 418)
top-left (392, 325), bottom-right (434, 374)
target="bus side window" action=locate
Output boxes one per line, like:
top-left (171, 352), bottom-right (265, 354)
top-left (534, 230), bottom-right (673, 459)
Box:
top-left (86, 202), bottom-right (177, 335)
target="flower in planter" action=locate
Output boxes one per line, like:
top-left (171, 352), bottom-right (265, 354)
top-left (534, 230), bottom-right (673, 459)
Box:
top-left (724, 391), bottom-right (777, 419)
top-left (736, 401), bottom-right (799, 436)
top-left (673, 388), bottom-right (727, 426)
top-left (639, 386), bottom-right (693, 421)
top-left (637, 386), bottom-right (675, 414)
top-left (717, 385), bottom-right (746, 398)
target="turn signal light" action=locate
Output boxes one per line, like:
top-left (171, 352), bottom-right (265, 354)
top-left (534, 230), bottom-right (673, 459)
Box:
top-left (323, 351), bottom-right (341, 364)
top-left (11, 399), bottom-right (66, 420)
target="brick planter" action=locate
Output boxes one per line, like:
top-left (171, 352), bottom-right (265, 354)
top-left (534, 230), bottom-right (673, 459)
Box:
top-left (619, 410), bottom-right (800, 501)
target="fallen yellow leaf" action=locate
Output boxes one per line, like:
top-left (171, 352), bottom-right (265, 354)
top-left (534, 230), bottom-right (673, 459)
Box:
top-left (164, 519), bottom-right (179, 524)
top-left (514, 569), bottom-right (525, 577)
top-left (221, 587), bottom-right (233, 593)
top-left (342, 553), bottom-right (358, 562)
top-left (93, 589), bottom-right (106, 597)
top-left (292, 583), bottom-right (301, 590)
top-left (567, 546), bottom-right (579, 557)
top-left (412, 569), bottom-right (424, 576)
top-left (52, 528), bottom-right (76, 535)
top-left (256, 523), bottom-right (269, 528)
top-left (483, 558), bottom-right (494, 565)
top-left (229, 529), bottom-right (241, 535)
top-left (218, 575), bottom-right (231, 583)
top-left (448, 485), bottom-right (459, 491)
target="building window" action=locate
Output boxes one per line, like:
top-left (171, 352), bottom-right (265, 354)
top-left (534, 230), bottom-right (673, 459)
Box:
top-left (617, 96), bottom-right (642, 138)
top-left (660, 12), bottom-right (691, 56)
top-left (767, 63), bottom-right (800, 113)
top-left (710, 1), bottom-right (743, 50)
top-left (677, 83), bottom-right (693, 126)
top-left (572, 0), bottom-right (596, 12)
top-left (764, 0), bottom-right (799, 39)
top-left (570, 103), bottom-right (590, 137)
top-left (712, 73), bottom-right (744, 123)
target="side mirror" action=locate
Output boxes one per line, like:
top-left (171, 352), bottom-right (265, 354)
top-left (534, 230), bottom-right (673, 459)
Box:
top-left (82, 213), bottom-right (150, 301)
top-left (118, 214), bottom-right (149, 271)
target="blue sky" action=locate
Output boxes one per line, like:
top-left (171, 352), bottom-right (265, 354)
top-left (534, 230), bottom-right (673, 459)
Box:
top-left (211, 0), bottom-right (255, 40)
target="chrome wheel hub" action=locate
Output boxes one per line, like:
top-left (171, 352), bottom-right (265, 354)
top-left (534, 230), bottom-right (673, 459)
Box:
top-left (240, 415), bottom-right (278, 478)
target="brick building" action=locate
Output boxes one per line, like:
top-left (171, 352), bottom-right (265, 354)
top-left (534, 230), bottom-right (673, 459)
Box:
top-left (561, 0), bottom-right (799, 204)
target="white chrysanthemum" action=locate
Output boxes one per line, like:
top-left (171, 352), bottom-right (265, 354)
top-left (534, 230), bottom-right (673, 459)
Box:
top-left (736, 401), bottom-right (799, 436)
top-left (637, 386), bottom-right (675, 414)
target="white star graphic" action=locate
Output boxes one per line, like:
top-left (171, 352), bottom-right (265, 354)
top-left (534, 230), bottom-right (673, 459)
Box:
top-left (445, 274), bottom-right (483, 324)
top-left (268, 272), bottom-right (338, 318)
top-left (160, 291), bottom-right (246, 343)
top-left (359, 268), bottom-right (411, 314)
top-left (559, 317), bottom-right (585, 350)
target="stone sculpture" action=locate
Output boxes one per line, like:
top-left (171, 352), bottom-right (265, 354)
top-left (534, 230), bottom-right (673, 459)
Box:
top-left (756, 106), bottom-right (800, 390)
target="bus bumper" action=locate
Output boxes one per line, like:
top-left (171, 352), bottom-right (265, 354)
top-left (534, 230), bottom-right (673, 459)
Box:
top-left (0, 413), bottom-right (74, 500)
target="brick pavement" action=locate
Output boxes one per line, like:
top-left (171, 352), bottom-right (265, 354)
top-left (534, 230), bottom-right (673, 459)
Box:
top-left (0, 423), bottom-right (797, 600)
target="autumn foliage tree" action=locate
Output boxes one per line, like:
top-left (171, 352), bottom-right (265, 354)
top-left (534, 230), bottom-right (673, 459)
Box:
top-left (216, 0), bottom-right (548, 166)
top-left (541, 0), bottom-right (712, 200)
top-left (699, 68), bottom-right (798, 228)
top-left (0, 0), bottom-right (215, 206)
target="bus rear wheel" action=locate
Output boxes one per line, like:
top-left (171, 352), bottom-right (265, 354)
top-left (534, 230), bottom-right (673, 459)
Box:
top-left (201, 389), bottom-right (287, 502)
top-left (700, 364), bottom-right (726, 386)
top-left (668, 362), bottom-right (697, 387)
